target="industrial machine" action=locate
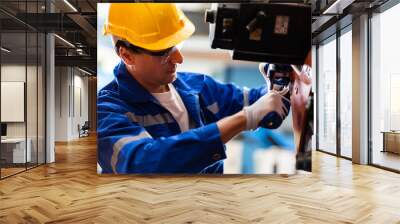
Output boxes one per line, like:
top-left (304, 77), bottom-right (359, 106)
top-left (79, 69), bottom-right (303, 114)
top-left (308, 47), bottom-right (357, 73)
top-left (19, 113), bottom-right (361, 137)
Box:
top-left (206, 3), bottom-right (313, 172)
top-left (205, 3), bottom-right (311, 65)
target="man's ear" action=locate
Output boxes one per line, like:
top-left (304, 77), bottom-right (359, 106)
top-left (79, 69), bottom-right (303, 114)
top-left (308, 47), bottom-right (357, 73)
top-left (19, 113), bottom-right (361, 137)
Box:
top-left (119, 46), bottom-right (135, 66)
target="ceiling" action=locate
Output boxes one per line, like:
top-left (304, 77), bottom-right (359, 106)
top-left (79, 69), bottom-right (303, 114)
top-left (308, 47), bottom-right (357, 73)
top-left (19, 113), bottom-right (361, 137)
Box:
top-left (311, 0), bottom-right (390, 43)
top-left (0, 0), bottom-right (97, 74)
top-left (0, 0), bottom-right (395, 75)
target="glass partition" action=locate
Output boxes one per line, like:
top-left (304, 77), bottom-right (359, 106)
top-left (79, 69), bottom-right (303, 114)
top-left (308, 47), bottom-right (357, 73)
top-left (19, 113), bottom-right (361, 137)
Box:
top-left (0, 0), bottom-right (46, 179)
top-left (1, 31), bottom-right (28, 177)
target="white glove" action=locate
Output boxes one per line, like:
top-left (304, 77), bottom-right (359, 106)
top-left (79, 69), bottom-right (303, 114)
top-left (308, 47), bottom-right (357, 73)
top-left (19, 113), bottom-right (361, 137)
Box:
top-left (243, 87), bottom-right (290, 130)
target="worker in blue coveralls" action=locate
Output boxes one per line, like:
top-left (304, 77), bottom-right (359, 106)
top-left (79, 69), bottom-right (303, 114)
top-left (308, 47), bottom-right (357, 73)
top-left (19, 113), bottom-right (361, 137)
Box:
top-left (97, 3), bottom-right (290, 174)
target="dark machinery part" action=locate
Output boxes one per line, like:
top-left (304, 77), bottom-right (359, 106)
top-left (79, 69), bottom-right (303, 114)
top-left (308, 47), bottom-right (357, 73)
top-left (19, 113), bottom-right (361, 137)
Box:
top-left (205, 3), bottom-right (311, 65)
top-left (296, 93), bottom-right (313, 172)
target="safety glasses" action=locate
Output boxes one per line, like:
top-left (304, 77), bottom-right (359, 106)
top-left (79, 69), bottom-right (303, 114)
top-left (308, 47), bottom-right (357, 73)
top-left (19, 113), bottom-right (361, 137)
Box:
top-left (121, 40), bottom-right (184, 64)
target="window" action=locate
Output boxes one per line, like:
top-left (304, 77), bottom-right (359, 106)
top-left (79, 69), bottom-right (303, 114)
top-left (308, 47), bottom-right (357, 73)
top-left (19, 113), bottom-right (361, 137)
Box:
top-left (317, 36), bottom-right (337, 154)
top-left (371, 2), bottom-right (400, 171)
top-left (339, 28), bottom-right (352, 158)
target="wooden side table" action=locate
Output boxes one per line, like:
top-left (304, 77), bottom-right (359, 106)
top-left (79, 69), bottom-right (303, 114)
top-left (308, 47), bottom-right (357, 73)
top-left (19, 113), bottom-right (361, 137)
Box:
top-left (381, 131), bottom-right (400, 154)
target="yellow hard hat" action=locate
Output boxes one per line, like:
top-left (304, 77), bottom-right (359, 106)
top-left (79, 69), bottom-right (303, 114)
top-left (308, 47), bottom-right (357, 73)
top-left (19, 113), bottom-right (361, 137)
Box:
top-left (103, 3), bottom-right (195, 51)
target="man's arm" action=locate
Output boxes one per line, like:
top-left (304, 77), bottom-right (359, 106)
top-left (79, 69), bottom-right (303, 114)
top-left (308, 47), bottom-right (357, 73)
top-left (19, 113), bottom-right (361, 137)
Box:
top-left (200, 74), bottom-right (268, 120)
top-left (217, 110), bottom-right (247, 143)
top-left (217, 89), bottom-right (289, 143)
top-left (97, 94), bottom-right (227, 174)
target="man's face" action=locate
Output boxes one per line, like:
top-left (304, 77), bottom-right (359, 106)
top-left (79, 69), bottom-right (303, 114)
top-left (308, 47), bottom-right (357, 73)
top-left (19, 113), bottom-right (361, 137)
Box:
top-left (128, 47), bottom-right (184, 87)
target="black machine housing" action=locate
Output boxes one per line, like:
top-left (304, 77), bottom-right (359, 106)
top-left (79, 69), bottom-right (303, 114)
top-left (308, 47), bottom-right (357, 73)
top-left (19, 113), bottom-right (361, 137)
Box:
top-left (205, 3), bottom-right (311, 65)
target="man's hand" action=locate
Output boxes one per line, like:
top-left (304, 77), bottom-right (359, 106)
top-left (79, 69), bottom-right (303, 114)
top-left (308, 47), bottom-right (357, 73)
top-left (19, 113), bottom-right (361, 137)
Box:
top-left (243, 88), bottom-right (290, 130)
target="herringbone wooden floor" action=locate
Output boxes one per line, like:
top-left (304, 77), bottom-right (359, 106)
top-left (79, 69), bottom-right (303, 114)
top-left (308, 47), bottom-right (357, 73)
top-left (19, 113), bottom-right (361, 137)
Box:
top-left (0, 135), bottom-right (399, 223)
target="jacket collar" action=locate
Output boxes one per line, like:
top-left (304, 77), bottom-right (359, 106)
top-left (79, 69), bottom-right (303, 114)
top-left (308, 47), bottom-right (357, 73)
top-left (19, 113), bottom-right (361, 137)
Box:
top-left (114, 61), bottom-right (202, 104)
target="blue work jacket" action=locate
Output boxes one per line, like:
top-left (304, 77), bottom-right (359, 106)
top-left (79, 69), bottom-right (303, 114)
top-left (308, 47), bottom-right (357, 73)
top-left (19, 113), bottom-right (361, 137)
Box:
top-left (97, 62), bottom-right (267, 174)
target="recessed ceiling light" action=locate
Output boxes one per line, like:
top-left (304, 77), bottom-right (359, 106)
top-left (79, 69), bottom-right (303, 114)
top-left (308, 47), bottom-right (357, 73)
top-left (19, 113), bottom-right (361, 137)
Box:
top-left (1, 47), bottom-right (11, 53)
top-left (63, 0), bottom-right (78, 12)
top-left (54, 34), bottom-right (75, 48)
top-left (78, 67), bottom-right (92, 76)
top-left (322, 0), bottom-right (354, 15)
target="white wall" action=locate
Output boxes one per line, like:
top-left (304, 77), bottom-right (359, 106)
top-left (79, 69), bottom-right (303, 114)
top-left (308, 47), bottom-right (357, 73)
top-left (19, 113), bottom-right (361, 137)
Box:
top-left (1, 65), bottom-right (29, 138)
top-left (72, 73), bottom-right (89, 138)
top-left (54, 67), bottom-right (89, 141)
top-left (55, 66), bottom-right (69, 141)
top-left (1, 65), bottom-right (26, 82)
